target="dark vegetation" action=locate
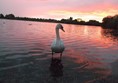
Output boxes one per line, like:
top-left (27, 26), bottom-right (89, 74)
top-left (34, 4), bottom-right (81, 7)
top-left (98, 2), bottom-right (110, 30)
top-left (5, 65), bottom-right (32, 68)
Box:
top-left (1, 13), bottom-right (118, 28)
top-left (102, 15), bottom-right (118, 29)
top-left (101, 15), bottom-right (118, 41)
top-left (0, 13), bottom-right (101, 26)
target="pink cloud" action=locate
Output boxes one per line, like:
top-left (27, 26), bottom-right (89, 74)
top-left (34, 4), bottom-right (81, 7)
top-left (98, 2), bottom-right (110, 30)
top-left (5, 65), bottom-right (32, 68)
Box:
top-left (0, 0), bottom-right (118, 22)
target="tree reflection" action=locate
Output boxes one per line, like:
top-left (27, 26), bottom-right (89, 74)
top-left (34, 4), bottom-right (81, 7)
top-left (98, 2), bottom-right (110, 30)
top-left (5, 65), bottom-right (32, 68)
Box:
top-left (101, 29), bottom-right (118, 42)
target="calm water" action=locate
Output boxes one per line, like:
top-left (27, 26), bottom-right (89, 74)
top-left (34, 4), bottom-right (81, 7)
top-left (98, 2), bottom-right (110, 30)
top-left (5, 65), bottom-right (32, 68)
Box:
top-left (0, 19), bottom-right (118, 83)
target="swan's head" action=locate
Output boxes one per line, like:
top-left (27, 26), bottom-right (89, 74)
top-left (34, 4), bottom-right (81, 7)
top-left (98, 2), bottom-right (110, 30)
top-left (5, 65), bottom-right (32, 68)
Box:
top-left (56, 23), bottom-right (65, 32)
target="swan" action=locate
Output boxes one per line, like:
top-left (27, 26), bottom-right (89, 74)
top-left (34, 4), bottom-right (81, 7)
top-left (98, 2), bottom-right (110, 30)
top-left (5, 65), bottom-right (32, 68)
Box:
top-left (51, 23), bottom-right (65, 58)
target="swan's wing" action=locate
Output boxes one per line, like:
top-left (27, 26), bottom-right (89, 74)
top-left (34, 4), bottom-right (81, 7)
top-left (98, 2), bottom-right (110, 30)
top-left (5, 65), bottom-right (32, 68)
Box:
top-left (51, 39), bottom-right (65, 52)
top-left (51, 39), bottom-right (56, 48)
top-left (51, 39), bottom-right (58, 51)
top-left (60, 39), bottom-right (65, 49)
top-left (51, 39), bottom-right (65, 48)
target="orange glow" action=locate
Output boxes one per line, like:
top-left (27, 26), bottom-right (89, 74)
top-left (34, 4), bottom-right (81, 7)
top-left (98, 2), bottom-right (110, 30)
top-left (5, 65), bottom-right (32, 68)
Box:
top-left (48, 9), bottom-right (118, 22)
top-left (1, 0), bottom-right (118, 22)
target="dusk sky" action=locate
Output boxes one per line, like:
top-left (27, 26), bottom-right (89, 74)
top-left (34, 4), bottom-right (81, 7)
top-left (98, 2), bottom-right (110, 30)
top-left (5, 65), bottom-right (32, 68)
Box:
top-left (0, 0), bottom-right (118, 22)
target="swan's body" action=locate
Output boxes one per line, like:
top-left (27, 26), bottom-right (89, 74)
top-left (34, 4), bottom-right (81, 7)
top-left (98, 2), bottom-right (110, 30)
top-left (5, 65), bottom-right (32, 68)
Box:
top-left (51, 39), bottom-right (64, 53)
top-left (51, 24), bottom-right (65, 57)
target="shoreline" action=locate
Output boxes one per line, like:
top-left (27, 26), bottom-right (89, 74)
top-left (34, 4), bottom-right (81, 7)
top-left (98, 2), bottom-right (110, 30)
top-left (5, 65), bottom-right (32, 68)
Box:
top-left (0, 18), bottom-right (101, 26)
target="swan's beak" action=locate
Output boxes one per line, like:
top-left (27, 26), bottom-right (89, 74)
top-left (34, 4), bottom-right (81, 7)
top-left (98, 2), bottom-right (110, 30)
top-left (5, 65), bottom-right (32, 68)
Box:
top-left (61, 28), bottom-right (65, 32)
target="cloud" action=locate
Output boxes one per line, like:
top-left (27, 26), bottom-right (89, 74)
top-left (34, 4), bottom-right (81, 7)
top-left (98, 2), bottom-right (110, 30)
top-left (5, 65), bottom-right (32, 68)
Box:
top-left (0, 0), bottom-right (118, 22)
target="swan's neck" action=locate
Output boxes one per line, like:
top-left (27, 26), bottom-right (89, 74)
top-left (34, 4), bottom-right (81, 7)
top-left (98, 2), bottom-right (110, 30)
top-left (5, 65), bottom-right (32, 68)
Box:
top-left (56, 28), bottom-right (60, 40)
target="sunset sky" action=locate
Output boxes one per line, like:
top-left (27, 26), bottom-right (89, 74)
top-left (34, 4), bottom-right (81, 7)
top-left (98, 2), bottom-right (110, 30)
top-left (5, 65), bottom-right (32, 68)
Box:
top-left (0, 0), bottom-right (118, 22)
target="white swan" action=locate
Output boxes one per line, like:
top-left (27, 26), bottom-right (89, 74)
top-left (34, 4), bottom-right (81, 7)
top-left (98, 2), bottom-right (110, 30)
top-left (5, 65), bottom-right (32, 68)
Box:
top-left (51, 23), bottom-right (65, 58)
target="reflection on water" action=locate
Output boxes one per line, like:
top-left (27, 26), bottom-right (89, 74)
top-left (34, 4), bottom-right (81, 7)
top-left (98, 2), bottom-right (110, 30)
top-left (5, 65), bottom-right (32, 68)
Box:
top-left (49, 58), bottom-right (63, 79)
top-left (0, 19), bottom-right (118, 83)
top-left (101, 29), bottom-right (118, 77)
top-left (101, 29), bottom-right (118, 42)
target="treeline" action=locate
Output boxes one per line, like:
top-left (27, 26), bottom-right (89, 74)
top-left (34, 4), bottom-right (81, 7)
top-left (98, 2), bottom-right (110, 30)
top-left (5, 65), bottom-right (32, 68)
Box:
top-left (60, 18), bottom-right (101, 26)
top-left (102, 15), bottom-right (118, 29)
top-left (0, 13), bottom-right (101, 26)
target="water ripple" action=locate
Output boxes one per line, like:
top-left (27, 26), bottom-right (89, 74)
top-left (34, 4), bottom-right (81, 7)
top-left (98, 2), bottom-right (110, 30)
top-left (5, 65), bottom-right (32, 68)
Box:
top-left (0, 20), bottom-right (118, 82)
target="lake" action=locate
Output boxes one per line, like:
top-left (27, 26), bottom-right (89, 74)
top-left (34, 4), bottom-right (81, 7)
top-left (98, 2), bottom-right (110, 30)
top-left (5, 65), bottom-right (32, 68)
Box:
top-left (0, 19), bottom-right (118, 83)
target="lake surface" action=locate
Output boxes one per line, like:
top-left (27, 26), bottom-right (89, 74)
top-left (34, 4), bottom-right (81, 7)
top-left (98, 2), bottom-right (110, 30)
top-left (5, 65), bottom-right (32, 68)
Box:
top-left (0, 19), bottom-right (118, 83)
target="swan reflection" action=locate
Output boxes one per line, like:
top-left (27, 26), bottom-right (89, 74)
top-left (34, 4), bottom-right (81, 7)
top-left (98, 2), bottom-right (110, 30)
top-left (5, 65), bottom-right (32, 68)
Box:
top-left (49, 57), bottom-right (63, 78)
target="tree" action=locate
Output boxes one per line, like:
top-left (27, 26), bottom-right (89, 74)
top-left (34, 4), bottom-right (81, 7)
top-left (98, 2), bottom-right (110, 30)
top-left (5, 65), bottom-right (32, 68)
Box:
top-left (87, 20), bottom-right (100, 26)
top-left (69, 17), bottom-right (73, 21)
top-left (102, 15), bottom-right (118, 29)
top-left (5, 14), bottom-right (15, 19)
top-left (0, 14), bottom-right (4, 18)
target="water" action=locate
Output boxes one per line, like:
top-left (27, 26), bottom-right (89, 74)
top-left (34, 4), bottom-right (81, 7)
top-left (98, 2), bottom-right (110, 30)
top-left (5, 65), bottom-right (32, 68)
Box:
top-left (0, 19), bottom-right (118, 83)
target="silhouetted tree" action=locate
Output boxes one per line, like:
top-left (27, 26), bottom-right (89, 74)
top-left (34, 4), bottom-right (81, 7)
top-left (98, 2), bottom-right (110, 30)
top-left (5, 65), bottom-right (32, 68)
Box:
top-left (87, 20), bottom-right (101, 26)
top-left (0, 14), bottom-right (4, 18)
top-left (5, 14), bottom-right (15, 19)
top-left (69, 17), bottom-right (73, 21)
top-left (102, 15), bottom-right (118, 29)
